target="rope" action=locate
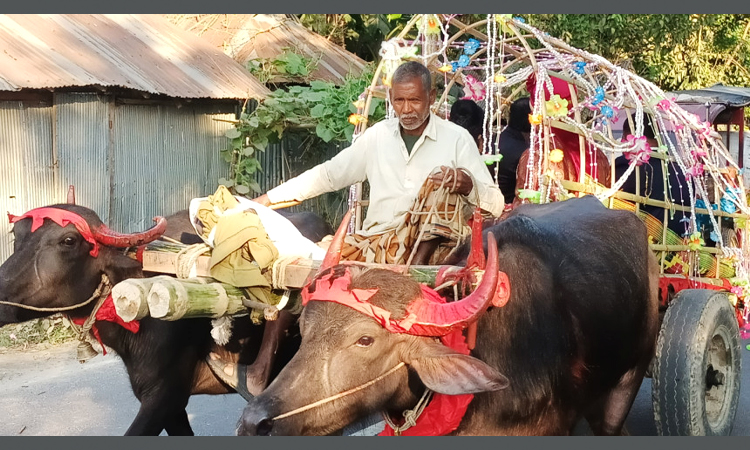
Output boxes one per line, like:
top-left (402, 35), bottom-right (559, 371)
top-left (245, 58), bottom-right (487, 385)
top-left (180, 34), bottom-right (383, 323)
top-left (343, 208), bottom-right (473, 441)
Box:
top-left (272, 362), bottom-right (406, 421)
top-left (0, 274), bottom-right (110, 312)
top-left (382, 388), bottom-right (434, 436)
top-left (70, 276), bottom-right (113, 350)
top-left (271, 255), bottom-right (302, 290)
top-left (175, 243), bottom-right (210, 279)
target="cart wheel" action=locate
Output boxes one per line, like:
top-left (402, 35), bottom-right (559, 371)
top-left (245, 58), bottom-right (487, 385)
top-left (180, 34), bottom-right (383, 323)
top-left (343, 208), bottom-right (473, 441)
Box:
top-left (652, 289), bottom-right (741, 436)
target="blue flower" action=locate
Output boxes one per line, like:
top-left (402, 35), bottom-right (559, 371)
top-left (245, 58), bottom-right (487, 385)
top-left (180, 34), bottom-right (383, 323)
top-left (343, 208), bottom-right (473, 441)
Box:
top-left (572, 61), bottom-right (587, 75)
top-left (457, 54), bottom-right (471, 68)
top-left (451, 62), bottom-right (459, 72)
top-left (514, 17), bottom-right (525, 23)
top-left (601, 105), bottom-right (614, 118)
top-left (592, 86), bottom-right (605, 106)
top-left (463, 38), bottom-right (481, 55)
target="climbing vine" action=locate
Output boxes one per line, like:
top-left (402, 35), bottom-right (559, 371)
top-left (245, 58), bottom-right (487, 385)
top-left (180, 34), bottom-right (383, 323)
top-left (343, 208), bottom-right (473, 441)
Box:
top-left (220, 59), bottom-right (384, 195)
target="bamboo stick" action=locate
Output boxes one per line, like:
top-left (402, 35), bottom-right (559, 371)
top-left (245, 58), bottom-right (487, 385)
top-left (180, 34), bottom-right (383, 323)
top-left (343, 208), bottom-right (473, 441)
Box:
top-left (112, 278), bottom-right (156, 322)
top-left (146, 276), bottom-right (248, 321)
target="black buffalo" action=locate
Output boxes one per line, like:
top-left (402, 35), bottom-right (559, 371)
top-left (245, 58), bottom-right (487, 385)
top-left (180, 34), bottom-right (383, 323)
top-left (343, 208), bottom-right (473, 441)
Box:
top-left (0, 204), bottom-right (331, 435)
top-left (238, 195), bottom-right (660, 436)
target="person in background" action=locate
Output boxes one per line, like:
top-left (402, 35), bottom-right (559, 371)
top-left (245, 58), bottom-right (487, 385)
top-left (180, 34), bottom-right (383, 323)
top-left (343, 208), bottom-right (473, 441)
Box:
top-left (495, 97), bottom-right (531, 204)
top-left (615, 118), bottom-right (691, 236)
top-left (449, 99), bottom-right (485, 150)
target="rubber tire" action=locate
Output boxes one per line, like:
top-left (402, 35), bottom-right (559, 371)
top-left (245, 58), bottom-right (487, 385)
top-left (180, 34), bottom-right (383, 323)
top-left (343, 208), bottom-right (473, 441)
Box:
top-left (652, 289), bottom-right (741, 436)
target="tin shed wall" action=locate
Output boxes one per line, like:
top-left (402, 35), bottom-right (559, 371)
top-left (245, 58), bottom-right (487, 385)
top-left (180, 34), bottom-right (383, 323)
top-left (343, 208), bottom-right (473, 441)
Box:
top-left (0, 100), bottom-right (55, 261)
top-left (110, 102), bottom-right (235, 232)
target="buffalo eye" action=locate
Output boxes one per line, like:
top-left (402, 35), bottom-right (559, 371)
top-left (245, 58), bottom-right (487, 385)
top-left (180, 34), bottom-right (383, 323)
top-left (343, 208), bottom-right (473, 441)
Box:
top-left (356, 336), bottom-right (374, 347)
top-left (61, 236), bottom-right (77, 247)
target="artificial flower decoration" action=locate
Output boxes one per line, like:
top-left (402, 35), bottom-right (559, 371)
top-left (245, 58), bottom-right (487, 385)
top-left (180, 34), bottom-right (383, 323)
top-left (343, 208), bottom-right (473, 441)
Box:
top-left (451, 62), bottom-right (459, 72)
top-left (691, 148), bottom-right (708, 159)
top-left (496, 14), bottom-right (514, 33)
top-left (483, 154), bottom-right (503, 165)
top-left (528, 114), bottom-right (543, 125)
top-left (624, 135), bottom-right (652, 166)
top-left (687, 232), bottom-right (705, 251)
top-left (549, 149), bottom-right (565, 163)
top-left (514, 16), bottom-right (526, 23)
top-left (600, 105), bottom-right (615, 119)
top-left (421, 15), bottom-right (442, 35)
top-left (591, 86), bottom-right (605, 106)
top-left (352, 99), bottom-right (365, 109)
top-left (698, 121), bottom-right (713, 140)
top-left (518, 189), bottom-right (541, 204)
top-left (572, 61), bottom-right (587, 75)
top-left (685, 163), bottom-right (705, 179)
top-left (457, 54), bottom-right (471, 68)
top-left (545, 94), bottom-right (570, 118)
top-left (494, 74), bottom-right (507, 84)
top-left (438, 64), bottom-right (453, 73)
top-left (656, 97), bottom-right (675, 111)
top-left (463, 38), bottom-right (481, 55)
top-left (348, 114), bottom-right (366, 126)
top-left (461, 74), bottom-right (486, 102)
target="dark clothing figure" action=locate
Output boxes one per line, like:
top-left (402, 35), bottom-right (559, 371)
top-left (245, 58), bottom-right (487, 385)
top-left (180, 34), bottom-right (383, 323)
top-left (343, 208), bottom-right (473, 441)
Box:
top-left (496, 127), bottom-right (529, 203)
top-left (614, 155), bottom-right (691, 236)
top-left (496, 97), bottom-right (531, 204)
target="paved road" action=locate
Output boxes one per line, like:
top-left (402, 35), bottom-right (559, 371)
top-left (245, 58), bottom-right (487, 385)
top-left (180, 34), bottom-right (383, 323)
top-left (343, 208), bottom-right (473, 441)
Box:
top-left (1, 339), bottom-right (749, 436)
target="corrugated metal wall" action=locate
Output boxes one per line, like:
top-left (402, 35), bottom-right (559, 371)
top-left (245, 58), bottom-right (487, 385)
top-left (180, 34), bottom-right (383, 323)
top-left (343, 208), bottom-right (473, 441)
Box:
top-left (0, 93), bottom-right (236, 262)
top-left (258, 131), bottom-right (348, 226)
top-left (0, 100), bottom-right (55, 261)
top-left (110, 102), bottom-right (235, 232)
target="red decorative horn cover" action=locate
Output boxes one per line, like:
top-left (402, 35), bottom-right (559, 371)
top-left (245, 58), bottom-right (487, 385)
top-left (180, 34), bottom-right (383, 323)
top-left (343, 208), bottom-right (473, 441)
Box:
top-left (92, 217), bottom-right (167, 248)
top-left (319, 209), bottom-right (352, 273)
top-left (402, 232), bottom-right (499, 336)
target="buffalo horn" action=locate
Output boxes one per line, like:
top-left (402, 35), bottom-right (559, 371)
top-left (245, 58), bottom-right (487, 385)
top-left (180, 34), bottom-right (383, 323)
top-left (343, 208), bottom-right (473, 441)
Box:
top-left (67, 185), bottom-right (76, 205)
top-left (92, 217), bottom-right (168, 248)
top-left (318, 209), bottom-right (352, 274)
top-left (407, 232), bottom-right (500, 336)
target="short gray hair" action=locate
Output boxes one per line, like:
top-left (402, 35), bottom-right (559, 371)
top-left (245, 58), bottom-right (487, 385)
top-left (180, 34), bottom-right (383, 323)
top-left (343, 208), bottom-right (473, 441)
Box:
top-left (392, 61), bottom-right (432, 95)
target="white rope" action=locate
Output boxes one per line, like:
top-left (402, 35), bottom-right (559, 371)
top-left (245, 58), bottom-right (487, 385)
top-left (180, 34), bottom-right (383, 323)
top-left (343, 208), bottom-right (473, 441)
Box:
top-left (175, 243), bottom-right (210, 279)
top-left (382, 388), bottom-right (434, 436)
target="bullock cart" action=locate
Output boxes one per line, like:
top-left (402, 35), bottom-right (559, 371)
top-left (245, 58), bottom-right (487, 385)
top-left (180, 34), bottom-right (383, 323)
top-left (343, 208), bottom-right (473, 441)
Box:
top-left (342, 15), bottom-right (746, 436)
top-left (114, 15), bottom-right (746, 436)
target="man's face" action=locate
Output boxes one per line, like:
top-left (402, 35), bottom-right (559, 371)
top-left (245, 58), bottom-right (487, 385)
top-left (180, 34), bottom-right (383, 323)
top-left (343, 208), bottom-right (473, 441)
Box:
top-left (390, 76), bottom-right (435, 133)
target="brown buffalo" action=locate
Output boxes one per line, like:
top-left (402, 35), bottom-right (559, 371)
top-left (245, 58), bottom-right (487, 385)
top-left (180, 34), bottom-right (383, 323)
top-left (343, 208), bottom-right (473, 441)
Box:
top-left (238, 195), bottom-right (660, 436)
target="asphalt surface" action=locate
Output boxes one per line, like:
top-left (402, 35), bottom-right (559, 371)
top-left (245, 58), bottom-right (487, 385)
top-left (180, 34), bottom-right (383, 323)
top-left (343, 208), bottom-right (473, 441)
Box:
top-left (0, 339), bottom-right (749, 436)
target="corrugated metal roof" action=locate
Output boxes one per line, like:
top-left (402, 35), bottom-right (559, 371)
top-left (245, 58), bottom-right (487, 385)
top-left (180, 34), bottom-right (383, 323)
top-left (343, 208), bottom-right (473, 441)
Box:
top-left (166, 14), bottom-right (368, 84)
top-left (0, 14), bottom-right (270, 100)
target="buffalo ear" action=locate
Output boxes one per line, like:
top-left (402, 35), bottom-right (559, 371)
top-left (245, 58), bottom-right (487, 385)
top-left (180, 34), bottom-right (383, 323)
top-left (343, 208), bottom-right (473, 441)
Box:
top-left (97, 250), bottom-right (144, 283)
top-left (408, 340), bottom-right (509, 395)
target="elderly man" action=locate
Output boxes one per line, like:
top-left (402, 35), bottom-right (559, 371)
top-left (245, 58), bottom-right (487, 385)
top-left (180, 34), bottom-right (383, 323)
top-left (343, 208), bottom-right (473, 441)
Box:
top-left (210, 61), bottom-right (504, 401)
top-left (256, 61), bottom-right (504, 265)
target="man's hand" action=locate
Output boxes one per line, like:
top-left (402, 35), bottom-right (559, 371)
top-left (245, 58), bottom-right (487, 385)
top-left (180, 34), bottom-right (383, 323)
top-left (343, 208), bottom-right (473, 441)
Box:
top-left (252, 194), bottom-right (272, 206)
top-left (429, 166), bottom-right (473, 195)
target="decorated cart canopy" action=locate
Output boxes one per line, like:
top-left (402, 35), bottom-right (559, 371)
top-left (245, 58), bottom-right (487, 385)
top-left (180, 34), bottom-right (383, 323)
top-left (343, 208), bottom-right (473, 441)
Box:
top-left (347, 14), bottom-right (750, 321)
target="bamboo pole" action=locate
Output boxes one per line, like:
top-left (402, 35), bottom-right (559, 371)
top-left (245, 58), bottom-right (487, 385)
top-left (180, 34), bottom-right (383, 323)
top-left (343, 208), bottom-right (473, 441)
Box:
top-left (112, 278), bottom-right (156, 322)
top-left (146, 276), bottom-right (249, 321)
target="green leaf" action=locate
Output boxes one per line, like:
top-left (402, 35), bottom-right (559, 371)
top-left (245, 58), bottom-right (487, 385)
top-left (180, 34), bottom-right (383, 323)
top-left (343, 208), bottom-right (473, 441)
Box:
top-left (310, 104), bottom-right (327, 118)
top-left (218, 177), bottom-right (235, 188)
top-left (247, 116), bottom-right (259, 128)
top-left (310, 80), bottom-right (328, 91)
top-left (387, 14), bottom-right (402, 21)
top-left (344, 124), bottom-right (355, 143)
top-left (316, 123), bottom-right (336, 142)
top-left (301, 91), bottom-right (325, 102)
top-left (225, 128), bottom-right (241, 139)
top-left (248, 181), bottom-right (262, 194)
top-left (242, 146), bottom-right (255, 156)
top-left (235, 184), bottom-right (250, 195)
top-left (252, 135), bottom-right (269, 150)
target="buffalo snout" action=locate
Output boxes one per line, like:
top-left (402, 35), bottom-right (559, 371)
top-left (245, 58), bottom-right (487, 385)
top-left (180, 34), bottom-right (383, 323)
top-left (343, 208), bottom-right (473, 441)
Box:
top-left (238, 403), bottom-right (275, 436)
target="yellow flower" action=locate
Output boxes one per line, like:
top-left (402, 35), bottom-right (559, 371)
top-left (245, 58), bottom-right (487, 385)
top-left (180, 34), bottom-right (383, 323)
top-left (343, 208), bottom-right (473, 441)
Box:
top-left (549, 149), bottom-right (564, 163)
top-left (545, 94), bottom-right (569, 118)
top-left (348, 114), bottom-right (366, 126)
top-left (352, 99), bottom-right (365, 109)
top-left (420, 15), bottom-right (441, 35)
top-left (494, 74), bottom-right (507, 83)
top-left (438, 64), bottom-right (453, 73)
top-left (687, 232), bottom-right (705, 251)
top-left (528, 114), bottom-right (543, 125)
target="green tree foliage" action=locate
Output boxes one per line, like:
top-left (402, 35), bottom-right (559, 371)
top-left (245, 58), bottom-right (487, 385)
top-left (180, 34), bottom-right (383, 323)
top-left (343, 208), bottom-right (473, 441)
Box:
top-left (222, 56), bottom-right (384, 195)
top-left (522, 14), bottom-right (750, 91)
